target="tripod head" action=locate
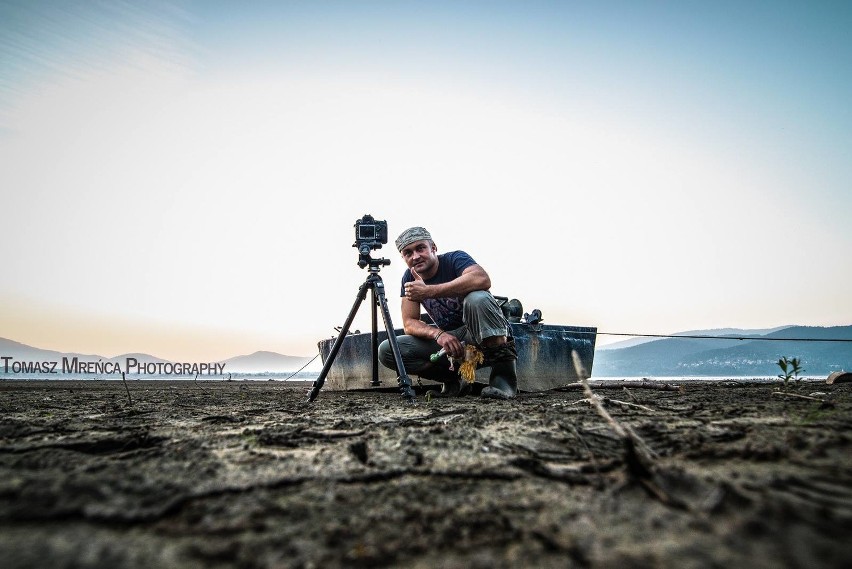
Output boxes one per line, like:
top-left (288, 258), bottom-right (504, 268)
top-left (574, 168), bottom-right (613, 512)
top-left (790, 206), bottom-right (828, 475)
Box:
top-left (358, 247), bottom-right (392, 271)
top-left (353, 215), bottom-right (391, 271)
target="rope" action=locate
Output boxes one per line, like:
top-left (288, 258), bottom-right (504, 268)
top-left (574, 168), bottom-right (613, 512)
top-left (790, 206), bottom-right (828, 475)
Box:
top-left (575, 330), bottom-right (852, 343)
top-left (282, 353), bottom-right (321, 381)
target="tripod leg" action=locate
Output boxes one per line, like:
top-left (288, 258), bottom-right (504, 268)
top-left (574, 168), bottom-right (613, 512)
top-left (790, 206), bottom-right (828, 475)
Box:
top-left (371, 275), bottom-right (416, 403)
top-left (370, 288), bottom-right (380, 387)
top-left (306, 281), bottom-right (370, 403)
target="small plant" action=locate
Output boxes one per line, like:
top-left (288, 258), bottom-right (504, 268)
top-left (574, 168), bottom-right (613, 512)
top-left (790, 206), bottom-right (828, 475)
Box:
top-left (777, 356), bottom-right (805, 391)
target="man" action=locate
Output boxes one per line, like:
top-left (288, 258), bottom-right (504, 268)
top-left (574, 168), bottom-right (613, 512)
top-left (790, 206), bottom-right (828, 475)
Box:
top-left (377, 226), bottom-right (518, 399)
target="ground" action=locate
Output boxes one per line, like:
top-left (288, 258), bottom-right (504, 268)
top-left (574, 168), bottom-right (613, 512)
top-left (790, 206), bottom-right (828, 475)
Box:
top-left (0, 379), bottom-right (850, 568)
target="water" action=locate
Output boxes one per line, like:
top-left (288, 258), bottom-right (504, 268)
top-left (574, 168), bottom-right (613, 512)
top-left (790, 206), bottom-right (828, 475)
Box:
top-left (2, 373), bottom-right (831, 384)
top-left (0, 372), bottom-right (321, 381)
top-left (588, 375), bottom-right (827, 383)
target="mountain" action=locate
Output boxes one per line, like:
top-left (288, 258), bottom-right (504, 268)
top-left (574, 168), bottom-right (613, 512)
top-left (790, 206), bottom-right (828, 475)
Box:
top-left (220, 351), bottom-right (314, 373)
top-left (593, 325), bottom-right (852, 377)
top-left (596, 326), bottom-right (794, 350)
top-left (0, 338), bottom-right (314, 377)
top-left (0, 337), bottom-right (103, 362)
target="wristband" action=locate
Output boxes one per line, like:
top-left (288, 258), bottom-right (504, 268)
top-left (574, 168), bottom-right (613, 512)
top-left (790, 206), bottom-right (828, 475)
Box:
top-left (434, 330), bottom-right (445, 341)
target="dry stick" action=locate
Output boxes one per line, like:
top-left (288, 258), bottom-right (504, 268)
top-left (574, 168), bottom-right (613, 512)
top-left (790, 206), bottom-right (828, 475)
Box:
top-left (571, 351), bottom-right (686, 509)
top-left (603, 397), bottom-right (656, 413)
top-left (194, 372), bottom-right (211, 393)
top-left (571, 353), bottom-right (626, 439)
top-left (573, 395), bottom-right (655, 413)
top-left (557, 380), bottom-right (682, 392)
top-left (771, 391), bottom-right (825, 402)
top-left (564, 422), bottom-right (606, 488)
top-left (121, 372), bottom-right (132, 405)
top-left (623, 386), bottom-right (639, 403)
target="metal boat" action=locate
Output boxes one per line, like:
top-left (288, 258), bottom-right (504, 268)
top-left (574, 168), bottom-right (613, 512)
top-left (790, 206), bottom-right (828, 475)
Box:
top-left (316, 301), bottom-right (596, 392)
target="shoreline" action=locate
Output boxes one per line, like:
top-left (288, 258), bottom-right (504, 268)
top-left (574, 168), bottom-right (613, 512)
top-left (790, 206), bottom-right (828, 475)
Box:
top-left (0, 374), bottom-right (835, 383)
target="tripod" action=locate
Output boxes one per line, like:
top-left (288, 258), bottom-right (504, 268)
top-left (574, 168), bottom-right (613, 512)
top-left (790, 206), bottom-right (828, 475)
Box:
top-left (306, 254), bottom-right (416, 404)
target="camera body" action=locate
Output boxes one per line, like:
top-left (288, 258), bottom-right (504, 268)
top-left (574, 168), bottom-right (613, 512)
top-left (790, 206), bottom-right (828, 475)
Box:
top-left (354, 214), bottom-right (388, 252)
top-left (353, 214), bottom-right (391, 269)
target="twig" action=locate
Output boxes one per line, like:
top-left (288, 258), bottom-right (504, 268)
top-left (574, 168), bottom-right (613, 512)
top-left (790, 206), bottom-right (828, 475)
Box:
top-left (623, 386), bottom-right (639, 402)
top-left (194, 372), bottom-right (211, 393)
top-left (121, 372), bottom-right (132, 405)
top-left (606, 398), bottom-right (655, 412)
top-left (557, 380), bottom-right (682, 392)
top-left (574, 395), bottom-right (655, 413)
top-left (571, 351), bottom-right (686, 509)
top-left (571, 356), bottom-right (627, 439)
top-left (771, 391), bottom-right (825, 402)
top-left (563, 422), bottom-right (605, 487)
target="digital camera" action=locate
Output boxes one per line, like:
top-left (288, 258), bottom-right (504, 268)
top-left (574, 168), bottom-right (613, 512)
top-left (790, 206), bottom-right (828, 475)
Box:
top-left (353, 214), bottom-right (388, 252)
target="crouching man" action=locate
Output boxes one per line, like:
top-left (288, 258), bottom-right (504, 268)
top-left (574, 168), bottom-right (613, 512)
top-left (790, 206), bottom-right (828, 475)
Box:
top-left (377, 226), bottom-right (517, 399)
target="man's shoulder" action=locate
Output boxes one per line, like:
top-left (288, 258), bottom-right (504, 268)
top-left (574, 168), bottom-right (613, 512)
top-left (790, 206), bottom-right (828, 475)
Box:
top-left (439, 250), bottom-right (474, 261)
top-left (438, 250), bottom-right (477, 273)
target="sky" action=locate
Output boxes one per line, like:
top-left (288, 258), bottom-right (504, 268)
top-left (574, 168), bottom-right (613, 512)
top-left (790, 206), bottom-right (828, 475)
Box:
top-left (1, 0), bottom-right (851, 362)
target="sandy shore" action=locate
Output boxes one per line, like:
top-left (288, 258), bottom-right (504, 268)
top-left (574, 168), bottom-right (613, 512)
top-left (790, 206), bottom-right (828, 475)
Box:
top-left (1, 379), bottom-right (850, 568)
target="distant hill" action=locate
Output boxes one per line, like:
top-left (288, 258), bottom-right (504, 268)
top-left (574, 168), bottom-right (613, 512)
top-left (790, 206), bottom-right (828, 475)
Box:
top-left (0, 337), bottom-right (104, 362)
top-left (597, 326), bottom-right (794, 350)
top-left (593, 325), bottom-right (852, 377)
top-left (220, 351), bottom-right (314, 373)
top-left (0, 338), bottom-right (313, 377)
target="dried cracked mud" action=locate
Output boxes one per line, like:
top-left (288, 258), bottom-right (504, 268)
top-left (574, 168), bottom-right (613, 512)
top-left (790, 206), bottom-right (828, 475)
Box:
top-left (1, 379), bottom-right (850, 568)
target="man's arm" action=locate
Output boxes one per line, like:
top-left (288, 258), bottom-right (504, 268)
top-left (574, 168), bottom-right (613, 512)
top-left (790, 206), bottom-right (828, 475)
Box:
top-left (400, 297), bottom-right (436, 338)
top-left (400, 297), bottom-right (465, 357)
top-left (401, 264), bottom-right (491, 357)
top-left (404, 264), bottom-right (491, 303)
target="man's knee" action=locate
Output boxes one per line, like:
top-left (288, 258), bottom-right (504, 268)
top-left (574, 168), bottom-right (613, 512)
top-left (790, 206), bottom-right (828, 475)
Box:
top-left (379, 335), bottom-right (420, 370)
top-left (378, 339), bottom-right (396, 369)
top-left (464, 290), bottom-right (494, 312)
top-left (380, 334), bottom-right (432, 373)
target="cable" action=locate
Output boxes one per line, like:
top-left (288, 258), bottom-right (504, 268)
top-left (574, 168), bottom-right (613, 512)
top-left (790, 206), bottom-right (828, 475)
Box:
top-left (568, 330), bottom-right (852, 343)
top-left (282, 353), bottom-right (321, 381)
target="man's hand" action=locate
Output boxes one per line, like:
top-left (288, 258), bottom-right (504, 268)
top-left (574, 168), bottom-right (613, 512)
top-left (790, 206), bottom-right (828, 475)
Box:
top-left (404, 267), bottom-right (430, 302)
top-left (436, 329), bottom-right (464, 358)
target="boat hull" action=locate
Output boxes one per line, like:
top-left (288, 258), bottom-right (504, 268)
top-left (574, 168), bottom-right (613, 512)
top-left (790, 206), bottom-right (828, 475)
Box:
top-left (316, 323), bottom-right (596, 392)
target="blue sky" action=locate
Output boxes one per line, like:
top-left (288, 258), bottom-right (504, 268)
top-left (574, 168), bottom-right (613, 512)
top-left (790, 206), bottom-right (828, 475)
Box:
top-left (1, 1), bottom-right (850, 361)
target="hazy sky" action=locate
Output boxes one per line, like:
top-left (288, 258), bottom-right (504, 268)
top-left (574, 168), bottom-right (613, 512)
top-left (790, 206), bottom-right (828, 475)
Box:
top-left (2, 1), bottom-right (850, 361)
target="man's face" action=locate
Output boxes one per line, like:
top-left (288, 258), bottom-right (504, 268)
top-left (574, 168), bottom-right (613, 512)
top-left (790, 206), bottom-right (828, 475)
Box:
top-left (400, 239), bottom-right (438, 277)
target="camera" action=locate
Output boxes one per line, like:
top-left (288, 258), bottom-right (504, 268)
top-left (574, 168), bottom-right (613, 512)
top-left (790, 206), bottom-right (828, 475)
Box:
top-left (353, 214), bottom-right (391, 269)
top-left (354, 214), bottom-right (388, 252)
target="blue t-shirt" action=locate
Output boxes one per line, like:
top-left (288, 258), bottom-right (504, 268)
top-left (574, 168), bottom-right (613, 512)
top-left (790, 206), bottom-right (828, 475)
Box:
top-left (400, 250), bottom-right (477, 330)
